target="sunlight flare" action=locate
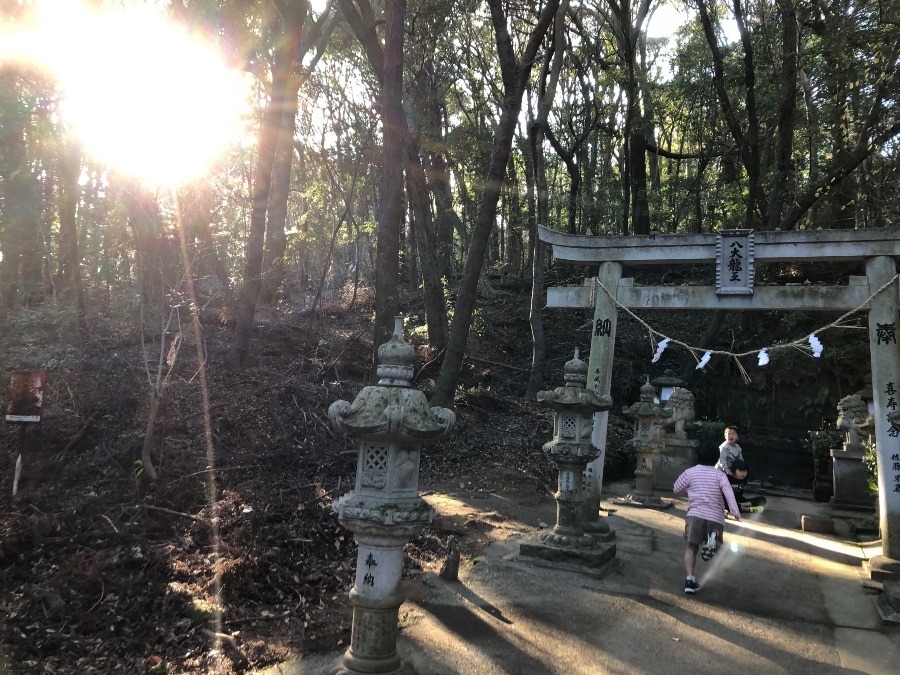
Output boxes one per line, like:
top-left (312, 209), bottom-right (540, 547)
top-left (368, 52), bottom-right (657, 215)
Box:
top-left (1, 1), bottom-right (252, 187)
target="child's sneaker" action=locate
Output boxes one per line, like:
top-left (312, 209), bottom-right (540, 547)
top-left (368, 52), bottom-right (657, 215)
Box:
top-left (700, 531), bottom-right (718, 561)
top-left (748, 505), bottom-right (764, 513)
top-left (684, 578), bottom-right (700, 594)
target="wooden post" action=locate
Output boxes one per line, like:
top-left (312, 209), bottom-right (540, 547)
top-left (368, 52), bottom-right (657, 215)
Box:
top-left (865, 256), bottom-right (900, 578)
top-left (583, 262), bottom-right (622, 524)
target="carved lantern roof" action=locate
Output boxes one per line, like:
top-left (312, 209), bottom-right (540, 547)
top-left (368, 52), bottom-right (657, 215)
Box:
top-left (650, 369), bottom-right (686, 389)
top-left (328, 317), bottom-right (455, 441)
top-left (537, 349), bottom-right (612, 414)
top-left (622, 380), bottom-right (672, 422)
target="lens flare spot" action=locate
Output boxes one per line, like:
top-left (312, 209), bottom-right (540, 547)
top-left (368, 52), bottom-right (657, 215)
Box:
top-left (1, 1), bottom-right (252, 187)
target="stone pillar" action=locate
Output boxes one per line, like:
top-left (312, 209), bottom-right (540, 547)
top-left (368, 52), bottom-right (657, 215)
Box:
top-left (328, 317), bottom-right (455, 674)
top-left (520, 350), bottom-right (616, 571)
top-left (865, 256), bottom-right (900, 580)
top-left (612, 381), bottom-right (672, 509)
top-left (583, 262), bottom-right (622, 525)
top-left (831, 394), bottom-right (876, 511)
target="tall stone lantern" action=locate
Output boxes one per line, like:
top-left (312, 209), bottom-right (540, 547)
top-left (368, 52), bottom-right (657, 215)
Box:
top-left (328, 317), bottom-right (455, 675)
top-left (521, 350), bottom-right (615, 570)
top-left (612, 380), bottom-right (673, 509)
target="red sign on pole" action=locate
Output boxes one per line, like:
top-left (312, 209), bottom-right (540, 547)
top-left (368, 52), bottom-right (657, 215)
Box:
top-left (6, 371), bottom-right (47, 423)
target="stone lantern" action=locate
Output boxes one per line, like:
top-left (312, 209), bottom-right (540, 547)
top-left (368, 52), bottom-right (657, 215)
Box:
top-left (613, 380), bottom-right (673, 509)
top-left (831, 394), bottom-right (876, 510)
top-left (520, 349), bottom-right (615, 570)
top-left (328, 317), bottom-right (455, 675)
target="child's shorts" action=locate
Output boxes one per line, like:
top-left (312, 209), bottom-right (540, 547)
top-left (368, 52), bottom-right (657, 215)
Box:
top-left (683, 516), bottom-right (724, 546)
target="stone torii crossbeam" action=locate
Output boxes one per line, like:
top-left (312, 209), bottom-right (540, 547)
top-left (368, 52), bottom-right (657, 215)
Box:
top-left (539, 225), bottom-right (900, 581)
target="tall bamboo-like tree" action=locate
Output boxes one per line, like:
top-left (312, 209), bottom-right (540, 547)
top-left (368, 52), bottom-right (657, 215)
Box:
top-left (231, 1), bottom-right (333, 365)
top-left (57, 133), bottom-right (85, 316)
top-left (526, 0), bottom-right (569, 398)
top-left (336, 0), bottom-right (406, 357)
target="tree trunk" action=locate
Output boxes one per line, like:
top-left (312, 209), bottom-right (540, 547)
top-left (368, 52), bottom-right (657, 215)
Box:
top-left (629, 122), bottom-right (650, 235)
top-left (126, 185), bottom-right (166, 311)
top-left (798, 66), bottom-right (821, 228)
top-left (520, 124), bottom-right (537, 274)
top-left (419, 74), bottom-right (456, 280)
top-left (193, 206), bottom-right (231, 293)
top-left (526, 239), bottom-right (547, 398)
top-left (406, 141), bottom-right (449, 348)
top-left (261, 95), bottom-right (297, 303)
top-left (731, 0), bottom-right (763, 227)
top-left (697, 0), bottom-right (757, 224)
top-left (432, 0), bottom-right (560, 407)
top-left (57, 138), bottom-right (85, 316)
top-left (371, 0), bottom-right (406, 358)
top-left (767, 0), bottom-right (798, 231)
top-left (232, 78), bottom-right (282, 366)
top-left (450, 162), bottom-right (471, 250)
top-left (19, 177), bottom-right (42, 308)
top-left (525, 4), bottom-right (567, 398)
top-left (0, 229), bottom-right (20, 322)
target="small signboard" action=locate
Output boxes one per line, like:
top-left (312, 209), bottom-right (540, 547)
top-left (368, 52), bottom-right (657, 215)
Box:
top-left (716, 229), bottom-right (755, 296)
top-left (6, 371), bottom-right (47, 423)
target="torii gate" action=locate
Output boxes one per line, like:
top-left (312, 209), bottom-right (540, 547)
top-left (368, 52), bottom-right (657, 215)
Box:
top-left (539, 224), bottom-right (900, 580)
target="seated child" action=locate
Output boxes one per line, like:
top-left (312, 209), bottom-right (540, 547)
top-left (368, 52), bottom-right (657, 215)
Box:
top-left (728, 459), bottom-right (767, 513)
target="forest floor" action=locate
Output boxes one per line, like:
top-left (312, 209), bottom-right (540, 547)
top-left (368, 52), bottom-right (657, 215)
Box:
top-left (0, 280), bottom-right (639, 674)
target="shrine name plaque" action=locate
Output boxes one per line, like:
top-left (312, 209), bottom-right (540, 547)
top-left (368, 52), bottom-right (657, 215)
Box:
top-left (716, 229), bottom-right (755, 296)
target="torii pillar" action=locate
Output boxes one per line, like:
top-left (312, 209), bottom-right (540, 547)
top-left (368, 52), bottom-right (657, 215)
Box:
top-left (582, 262), bottom-right (622, 527)
top-left (866, 256), bottom-right (900, 580)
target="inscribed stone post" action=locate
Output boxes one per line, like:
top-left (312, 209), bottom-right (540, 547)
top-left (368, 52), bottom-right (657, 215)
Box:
top-left (583, 262), bottom-right (622, 524)
top-left (866, 256), bottom-right (900, 578)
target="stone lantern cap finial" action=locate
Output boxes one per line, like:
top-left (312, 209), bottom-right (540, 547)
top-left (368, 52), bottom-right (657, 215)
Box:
top-left (563, 348), bottom-right (588, 388)
top-left (377, 316), bottom-right (416, 386)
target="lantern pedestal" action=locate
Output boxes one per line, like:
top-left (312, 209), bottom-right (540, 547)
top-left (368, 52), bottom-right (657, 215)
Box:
top-left (866, 554), bottom-right (900, 582)
top-left (582, 518), bottom-right (615, 542)
top-left (653, 437), bottom-right (698, 491)
top-left (653, 385), bottom-right (698, 491)
top-left (830, 446), bottom-right (876, 511)
top-left (518, 538), bottom-right (618, 575)
top-left (610, 446), bottom-right (674, 510)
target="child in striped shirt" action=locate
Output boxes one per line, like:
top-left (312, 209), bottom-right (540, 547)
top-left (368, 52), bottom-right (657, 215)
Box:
top-left (674, 448), bottom-right (741, 594)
